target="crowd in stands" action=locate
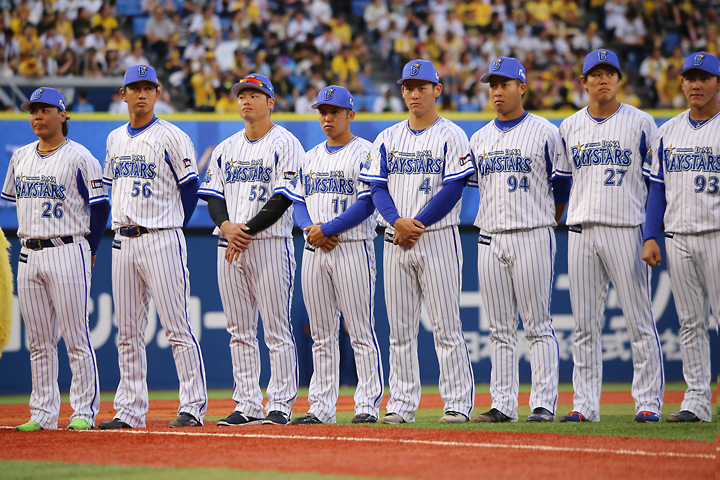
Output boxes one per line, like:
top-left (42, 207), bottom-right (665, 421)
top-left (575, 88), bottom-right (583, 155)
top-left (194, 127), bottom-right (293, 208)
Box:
top-left (0, 0), bottom-right (718, 113)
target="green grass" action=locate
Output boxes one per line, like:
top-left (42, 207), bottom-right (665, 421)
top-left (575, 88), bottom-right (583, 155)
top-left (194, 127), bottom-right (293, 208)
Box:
top-left (2, 383), bottom-right (715, 442)
top-left (0, 461), bottom-right (393, 480)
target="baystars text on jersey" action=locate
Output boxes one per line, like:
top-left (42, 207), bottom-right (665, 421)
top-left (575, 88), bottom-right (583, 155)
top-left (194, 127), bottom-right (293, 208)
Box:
top-left (110, 154), bottom-right (156, 180)
top-left (225, 158), bottom-right (272, 184)
top-left (663, 146), bottom-right (720, 173)
top-left (570, 140), bottom-right (632, 170)
top-left (14, 175), bottom-right (67, 200)
top-left (477, 149), bottom-right (532, 178)
top-left (304, 170), bottom-right (355, 197)
top-left (387, 150), bottom-right (443, 175)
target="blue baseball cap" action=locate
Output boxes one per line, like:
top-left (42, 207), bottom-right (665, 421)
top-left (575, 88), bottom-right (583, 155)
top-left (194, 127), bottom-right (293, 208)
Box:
top-left (481, 57), bottom-right (526, 83)
top-left (582, 49), bottom-right (621, 76)
top-left (231, 73), bottom-right (275, 98)
top-left (123, 64), bottom-right (160, 88)
top-left (397, 59), bottom-right (440, 85)
top-left (312, 85), bottom-right (354, 110)
top-left (679, 52), bottom-right (720, 77)
top-left (21, 87), bottom-right (66, 111)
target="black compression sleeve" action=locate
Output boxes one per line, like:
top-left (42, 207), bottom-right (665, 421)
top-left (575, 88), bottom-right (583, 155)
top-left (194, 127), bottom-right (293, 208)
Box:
top-left (206, 195), bottom-right (231, 228)
top-left (244, 193), bottom-right (293, 235)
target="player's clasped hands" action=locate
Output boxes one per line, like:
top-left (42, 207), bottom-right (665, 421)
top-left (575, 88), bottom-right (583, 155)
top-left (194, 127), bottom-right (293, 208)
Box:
top-left (220, 221), bottom-right (253, 264)
top-left (392, 218), bottom-right (425, 249)
top-left (305, 224), bottom-right (339, 252)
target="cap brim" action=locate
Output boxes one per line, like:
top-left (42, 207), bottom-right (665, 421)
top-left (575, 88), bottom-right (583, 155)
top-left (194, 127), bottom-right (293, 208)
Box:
top-left (583, 61), bottom-right (622, 75)
top-left (678, 65), bottom-right (718, 76)
top-left (481, 73), bottom-right (519, 83)
top-left (397, 76), bottom-right (439, 85)
top-left (311, 100), bottom-right (353, 110)
top-left (20, 100), bottom-right (63, 112)
top-left (231, 83), bottom-right (272, 97)
top-left (123, 79), bottom-right (161, 88)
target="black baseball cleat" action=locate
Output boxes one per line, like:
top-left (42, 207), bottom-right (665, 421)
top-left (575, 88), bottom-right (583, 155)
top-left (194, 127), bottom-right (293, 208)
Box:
top-left (472, 408), bottom-right (516, 423)
top-left (291, 413), bottom-right (323, 425)
top-left (666, 410), bottom-right (701, 423)
top-left (527, 407), bottom-right (555, 422)
top-left (263, 410), bottom-right (290, 425)
top-left (351, 413), bottom-right (378, 424)
top-left (217, 411), bottom-right (262, 426)
top-left (169, 412), bottom-right (202, 428)
top-left (98, 418), bottom-right (132, 429)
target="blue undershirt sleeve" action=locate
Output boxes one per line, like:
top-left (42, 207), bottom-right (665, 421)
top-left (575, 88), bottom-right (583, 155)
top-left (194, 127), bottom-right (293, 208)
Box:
top-left (320, 196), bottom-right (375, 237)
top-left (293, 200), bottom-right (314, 231)
top-left (371, 182), bottom-right (400, 226)
top-left (179, 178), bottom-right (199, 228)
top-left (643, 181), bottom-right (667, 242)
top-left (551, 176), bottom-right (572, 204)
top-left (87, 201), bottom-right (110, 255)
top-left (414, 178), bottom-right (464, 227)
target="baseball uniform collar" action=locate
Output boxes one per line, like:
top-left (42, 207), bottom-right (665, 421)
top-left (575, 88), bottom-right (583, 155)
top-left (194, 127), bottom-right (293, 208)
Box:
top-left (243, 124), bottom-right (276, 144)
top-left (127, 116), bottom-right (159, 137)
top-left (493, 111), bottom-right (529, 132)
top-left (34, 139), bottom-right (69, 159)
top-left (324, 136), bottom-right (357, 155)
top-left (583, 103), bottom-right (624, 125)
top-left (405, 116), bottom-right (441, 136)
top-left (685, 108), bottom-right (720, 130)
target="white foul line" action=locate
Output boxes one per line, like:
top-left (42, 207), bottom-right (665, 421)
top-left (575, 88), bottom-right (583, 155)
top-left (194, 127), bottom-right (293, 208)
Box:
top-left (60, 428), bottom-right (715, 460)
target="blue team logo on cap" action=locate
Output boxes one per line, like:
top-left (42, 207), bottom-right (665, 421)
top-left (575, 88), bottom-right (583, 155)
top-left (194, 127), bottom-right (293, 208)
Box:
top-left (58, 99), bottom-right (65, 110)
top-left (138, 65), bottom-right (147, 77)
top-left (349, 97), bottom-right (353, 108)
top-left (324, 87), bottom-right (334, 100)
top-left (492, 58), bottom-right (503, 71)
top-left (410, 63), bottom-right (421, 76)
top-left (598, 50), bottom-right (607, 61)
top-left (694, 54), bottom-right (704, 66)
top-left (31, 88), bottom-right (43, 100)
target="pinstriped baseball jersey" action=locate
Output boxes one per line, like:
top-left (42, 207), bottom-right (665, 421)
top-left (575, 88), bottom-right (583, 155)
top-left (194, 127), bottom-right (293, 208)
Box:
top-left (103, 117), bottom-right (198, 230)
top-left (298, 136), bottom-right (376, 241)
top-left (649, 109), bottom-right (720, 233)
top-left (2, 140), bottom-right (108, 239)
top-left (358, 117), bottom-right (474, 231)
top-left (469, 113), bottom-right (559, 233)
top-left (556, 104), bottom-right (657, 226)
top-left (198, 124), bottom-right (304, 239)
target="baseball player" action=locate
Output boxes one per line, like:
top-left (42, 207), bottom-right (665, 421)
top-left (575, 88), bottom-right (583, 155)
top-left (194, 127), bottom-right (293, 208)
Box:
top-left (359, 59), bottom-right (475, 424)
top-left (642, 52), bottom-right (720, 423)
top-left (556, 49), bottom-right (665, 423)
top-left (2, 87), bottom-right (109, 431)
top-left (198, 73), bottom-right (303, 426)
top-left (99, 65), bottom-right (208, 429)
top-left (469, 57), bottom-right (567, 423)
top-left (291, 86), bottom-right (384, 425)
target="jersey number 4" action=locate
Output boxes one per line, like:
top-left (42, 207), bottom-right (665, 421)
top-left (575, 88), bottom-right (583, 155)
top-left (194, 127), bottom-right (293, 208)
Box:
top-left (419, 178), bottom-right (431, 194)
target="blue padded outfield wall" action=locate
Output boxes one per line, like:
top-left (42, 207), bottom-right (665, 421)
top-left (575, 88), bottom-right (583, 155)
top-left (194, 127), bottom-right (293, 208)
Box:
top-left (0, 113), bottom-right (713, 395)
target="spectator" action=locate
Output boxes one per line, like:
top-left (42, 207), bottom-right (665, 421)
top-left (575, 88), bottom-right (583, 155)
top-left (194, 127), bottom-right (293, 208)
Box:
top-left (19, 24), bottom-right (42, 58)
top-left (18, 55), bottom-right (45, 77)
top-left (189, 5), bottom-right (222, 48)
top-left (40, 24), bottom-right (67, 59)
top-left (294, 85), bottom-right (317, 114)
top-left (364, 0), bottom-right (389, 38)
top-left (571, 22), bottom-right (603, 52)
top-left (182, 35), bottom-right (206, 62)
top-left (171, 12), bottom-right (190, 50)
top-left (56, 48), bottom-right (78, 75)
top-left (106, 28), bottom-right (130, 60)
top-left (372, 84), bottom-right (404, 113)
top-left (92, 2), bottom-right (118, 37)
top-left (54, 0), bottom-right (84, 21)
top-left (73, 89), bottom-right (95, 112)
top-left (146, 6), bottom-right (176, 63)
top-left (155, 89), bottom-right (176, 115)
top-left (55, 11), bottom-right (74, 44)
top-left (123, 41), bottom-right (150, 71)
top-left (190, 56), bottom-right (218, 112)
top-left (214, 88), bottom-right (236, 114)
top-left (393, 27), bottom-right (416, 67)
top-left (252, 50), bottom-right (272, 78)
top-left (287, 10), bottom-right (314, 44)
top-left (314, 25), bottom-right (340, 59)
top-left (616, 81), bottom-right (641, 108)
top-left (37, 46), bottom-right (58, 76)
top-left (639, 47), bottom-right (668, 107)
top-left (331, 44), bottom-right (360, 89)
top-left (72, 7), bottom-right (92, 37)
top-left (84, 25), bottom-right (106, 53)
top-left (331, 15), bottom-right (352, 45)
top-left (104, 48), bottom-right (122, 75)
top-left (68, 31), bottom-right (87, 57)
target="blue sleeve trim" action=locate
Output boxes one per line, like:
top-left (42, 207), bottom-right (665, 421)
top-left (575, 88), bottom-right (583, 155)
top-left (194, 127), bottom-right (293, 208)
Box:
top-left (358, 173), bottom-right (387, 182)
top-left (88, 196), bottom-right (109, 205)
top-left (649, 174), bottom-right (664, 183)
top-left (320, 196), bottom-right (375, 237)
top-left (414, 178), bottom-right (464, 227)
top-left (197, 188), bottom-right (225, 200)
top-left (275, 187), bottom-right (303, 202)
top-left (371, 182), bottom-right (400, 226)
top-left (177, 172), bottom-right (199, 185)
top-left (554, 168), bottom-right (572, 176)
top-left (293, 200), bottom-right (313, 230)
top-left (643, 181), bottom-right (667, 242)
top-left (357, 190), bottom-right (371, 199)
top-left (102, 177), bottom-right (113, 186)
top-left (444, 166), bottom-right (475, 183)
